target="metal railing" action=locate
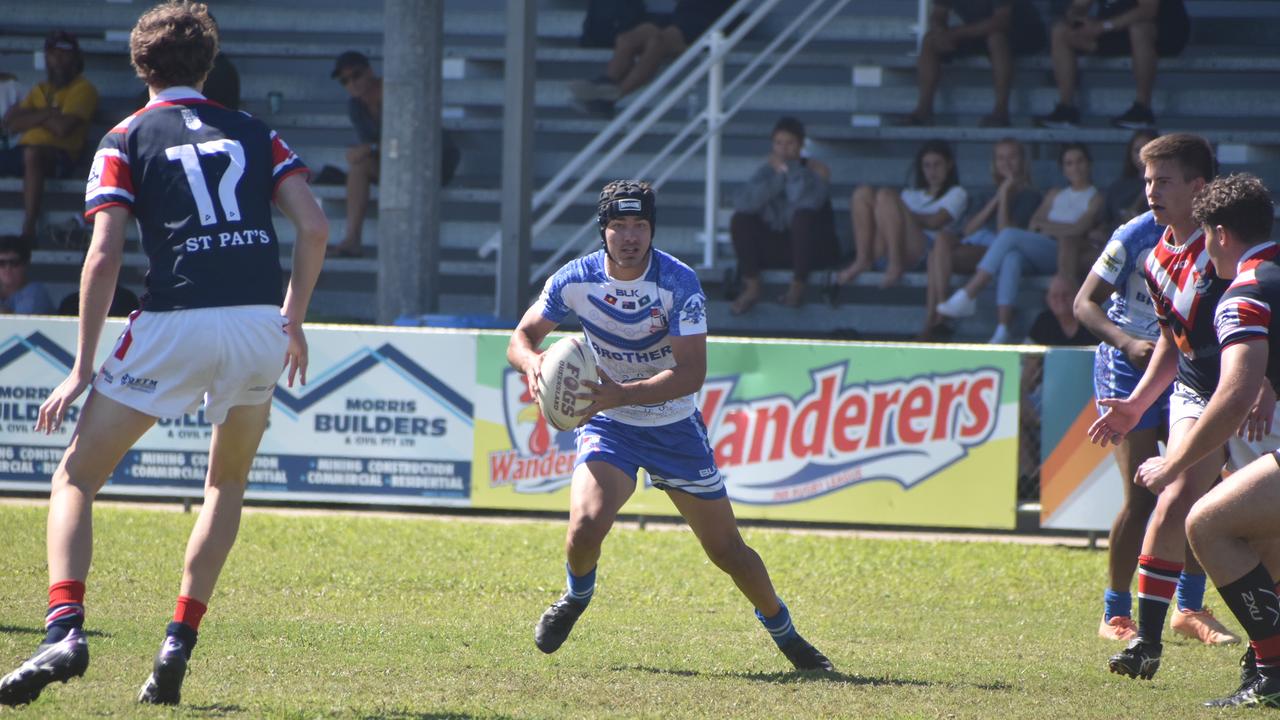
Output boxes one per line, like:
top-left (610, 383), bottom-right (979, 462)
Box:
top-left (479, 0), bottom-right (856, 289)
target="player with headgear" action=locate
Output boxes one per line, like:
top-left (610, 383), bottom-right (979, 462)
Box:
top-left (507, 180), bottom-right (834, 671)
top-left (0, 1), bottom-right (328, 707)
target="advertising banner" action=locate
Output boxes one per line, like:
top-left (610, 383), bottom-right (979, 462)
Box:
top-left (0, 318), bottom-right (475, 506)
top-left (472, 336), bottom-right (1021, 529)
top-left (1040, 347), bottom-right (1121, 531)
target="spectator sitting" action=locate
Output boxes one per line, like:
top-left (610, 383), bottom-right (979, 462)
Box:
top-left (329, 50), bottom-right (461, 257)
top-left (729, 116), bottom-right (838, 315)
top-left (834, 139), bottom-right (968, 290)
top-left (1024, 272), bottom-right (1095, 343)
top-left (920, 138), bottom-right (1040, 339)
top-left (936, 142), bottom-right (1104, 343)
top-left (0, 235), bottom-right (55, 314)
top-left (1104, 128), bottom-right (1159, 228)
top-left (568, 0), bottom-right (735, 116)
top-left (0, 31), bottom-right (98, 243)
top-left (1034, 0), bottom-right (1189, 130)
top-left (906, 0), bottom-right (1046, 127)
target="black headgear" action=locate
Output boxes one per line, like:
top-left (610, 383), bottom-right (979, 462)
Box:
top-left (596, 180), bottom-right (656, 245)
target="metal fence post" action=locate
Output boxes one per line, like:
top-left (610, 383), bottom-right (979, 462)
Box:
top-left (702, 30), bottom-right (725, 269)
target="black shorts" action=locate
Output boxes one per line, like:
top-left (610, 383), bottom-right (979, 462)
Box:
top-left (945, 24), bottom-right (1046, 58)
top-left (647, 1), bottom-right (733, 46)
top-left (1094, 0), bottom-right (1189, 57)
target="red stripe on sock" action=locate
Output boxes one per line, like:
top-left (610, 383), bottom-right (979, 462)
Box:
top-left (173, 596), bottom-right (207, 631)
top-left (1253, 635), bottom-right (1280, 666)
top-left (1138, 555), bottom-right (1184, 573)
top-left (48, 580), bottom-right (85, 609)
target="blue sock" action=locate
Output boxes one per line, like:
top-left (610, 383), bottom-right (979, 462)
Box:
top-left (565, 564), bottom-right (595, 606)
top-left (1103, 589), bottom-right (1131, 621)
top-left (755, 598), bottom-right (800, 649)
top-left (1177, 571), bottom-right (1207, 612)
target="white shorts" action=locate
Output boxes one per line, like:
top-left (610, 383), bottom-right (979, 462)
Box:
top-left (1168, 381), bottom-right (1208, 430)
top-left (94, 305), bottom-right (287, 424)
top-left (1225, 405), bottom-right (1280, 473)
top-left (1169, 381), bottom-right (1280, 473)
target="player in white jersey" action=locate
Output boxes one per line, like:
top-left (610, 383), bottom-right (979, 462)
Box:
top-left (507, 180), bottom-right (833, 671)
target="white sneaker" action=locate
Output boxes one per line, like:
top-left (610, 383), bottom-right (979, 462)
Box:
top-left (936, 289), bottom-right (977, 318)
top-left (988, 324), bottom-right (1012, 344)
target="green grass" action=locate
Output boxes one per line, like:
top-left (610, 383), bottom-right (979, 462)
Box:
top-left (0, 503), bottom-right (1259, 718)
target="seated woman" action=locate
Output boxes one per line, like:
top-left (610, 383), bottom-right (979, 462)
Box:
top-left (920, 137), bottom-right (1040, 339)
top-left (729, 116), bottom-right (838, 314)
top-left (835, 139), bottom-right (967, 289)
top-left (935, 142), bottom-right (1103, 343)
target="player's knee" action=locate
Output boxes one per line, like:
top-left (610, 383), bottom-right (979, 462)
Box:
top-left (566, 517), bottom-right (609, 553)
top-left (852, 185), bottom-right (874, 205)
top-left (1184, 500), bottom-right (1213, 552)
top-left (701, 535), bottom-right (750, 573)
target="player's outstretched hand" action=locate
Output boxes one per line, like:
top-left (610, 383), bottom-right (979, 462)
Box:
top-left (1241, 383), bottom-right (1277, 442)
top-left (1135, 455), bottom-right (1177, 493)
top-left (284, 321), bottom-right (308, 388)
top-left (575, 367), bottom-right (624, 421)
top-left (36, 367), bottom-right (93, 434)
top-left (1088, 397), bottom-right (1142, 447)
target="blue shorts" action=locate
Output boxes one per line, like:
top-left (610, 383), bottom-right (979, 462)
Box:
top-left (575, 411), bottom-right (725, 499)
top-left (1093, 342), bottom-right (1170, 432)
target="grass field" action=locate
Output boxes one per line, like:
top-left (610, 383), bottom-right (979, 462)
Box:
top-left (0, 502), bottom-right (1261, 719)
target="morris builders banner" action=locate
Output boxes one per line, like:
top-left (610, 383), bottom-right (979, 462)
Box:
top-left (474, 336), bottom-right (1020, 529)
top-left (1040, 347), bottom-right (1122, 531)
top-left (2, 318), bottom-right (1019, 528)
top-left (0, 318), bottom-right (475, 506)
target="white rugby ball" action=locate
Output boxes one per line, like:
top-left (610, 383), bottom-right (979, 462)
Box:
top-left (537, 336), bottom-right (598, 432)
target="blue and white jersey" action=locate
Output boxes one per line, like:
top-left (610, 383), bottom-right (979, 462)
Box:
top-left (536, 249), bottom-right (708, 427)
top-left (1090, 210), bottom-right (1163, 342)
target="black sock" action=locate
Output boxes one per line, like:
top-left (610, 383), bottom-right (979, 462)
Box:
top-left (1218, 564), bottom-right (1280, 680)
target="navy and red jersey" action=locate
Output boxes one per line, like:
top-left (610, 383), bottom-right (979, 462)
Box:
top-left (84, 87), bottom-right (308, 312)
top-left (1142, 225), bottom-right (1231, 396)
top-left (1215, 242), bottom-right (1280, 390)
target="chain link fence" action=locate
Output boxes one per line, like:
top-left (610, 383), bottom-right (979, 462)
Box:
top-left (1018, 352), bottom-right (1045, 504)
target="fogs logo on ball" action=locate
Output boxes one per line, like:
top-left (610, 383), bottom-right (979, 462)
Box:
top-left (490, 369), bottom-right (578, 493)
top-left (700, 363), bottom-right (1003, 504)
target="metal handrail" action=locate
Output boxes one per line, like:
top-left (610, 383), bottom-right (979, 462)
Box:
top-left (529, 0), bottom-right (855, 280)
top-left (477, 0), bottom-right (774, 259)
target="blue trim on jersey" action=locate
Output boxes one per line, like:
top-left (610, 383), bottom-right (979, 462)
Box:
top-left (580, 317), bottom-right (669, 351)
top-left (585, 293), bottom-right (659, 324)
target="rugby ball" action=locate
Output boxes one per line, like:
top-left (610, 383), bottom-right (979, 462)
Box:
top-left (537, 336), bottom-right (598, 432)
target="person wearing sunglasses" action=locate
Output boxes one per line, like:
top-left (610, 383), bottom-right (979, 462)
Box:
top-left (0, 235), bottom-right (54, 315)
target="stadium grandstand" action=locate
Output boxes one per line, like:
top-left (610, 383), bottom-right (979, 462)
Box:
top-left (2, 0), bottom-right (1279, 341)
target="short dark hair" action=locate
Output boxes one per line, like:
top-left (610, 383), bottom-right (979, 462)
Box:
top-left (130, 1), bottom-right (219, 90)
top-left (912, 139), bottom-right (959, 199)
top-left (772, 116), bottom-right (805, 143)
top-left (1139, 132), bottom-right (1216, 183)
top-left (331, 50), bottom-right (370, 79)
top-left (0, 235), bottom-right (32, 265)
top-left (1192, 173), bottom-right (1275, 245)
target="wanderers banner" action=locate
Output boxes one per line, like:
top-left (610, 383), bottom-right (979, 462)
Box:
top-left (473, 335), bottom-right (1020, 529)
top-left (2, 319), bottom-right (1019, 528)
